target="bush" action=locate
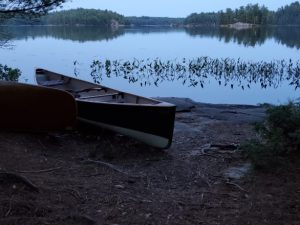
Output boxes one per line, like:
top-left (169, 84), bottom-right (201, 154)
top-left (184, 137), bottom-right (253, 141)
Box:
top-left (243, 102), bottom-right (300, 169)
top-left (0, 64), bottom-right (21, 81)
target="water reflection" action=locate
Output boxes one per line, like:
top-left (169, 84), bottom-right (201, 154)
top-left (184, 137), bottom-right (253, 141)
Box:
top-left (0, 29), bottom-right (13, 49)
top-left (185, 26), bottom-right (300, 48)
top-left (0, 25), bottom-right (300, 48)
top-left (0, 26), bottom-right (125, 43)
top-left (87, 57), bottom-right (300, 90)
top-left (272, 27), bottom-right (300, 49)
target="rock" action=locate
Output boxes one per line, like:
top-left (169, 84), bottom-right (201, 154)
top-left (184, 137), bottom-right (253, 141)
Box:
top-left (114, 184), bottom-right (125, 189)
top-left (154, 97), bottom-right (196, 112)
top-left (224, 163), bottom-right (252, 179)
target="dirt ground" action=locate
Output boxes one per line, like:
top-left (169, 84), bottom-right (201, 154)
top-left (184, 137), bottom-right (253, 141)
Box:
top-left (0, 99), bottom-right (299, 225)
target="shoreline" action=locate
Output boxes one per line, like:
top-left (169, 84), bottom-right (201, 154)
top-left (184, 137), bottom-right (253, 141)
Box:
top-left (1, 98), bottom-right (299, 225)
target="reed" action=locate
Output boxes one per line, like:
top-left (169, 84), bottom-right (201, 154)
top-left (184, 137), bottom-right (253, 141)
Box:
top-left (88, 57), bottom-right (300, 89)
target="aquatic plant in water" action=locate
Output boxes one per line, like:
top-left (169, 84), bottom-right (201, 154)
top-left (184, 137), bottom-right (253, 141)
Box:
top-left (87, 57), bottom-right (300, 90)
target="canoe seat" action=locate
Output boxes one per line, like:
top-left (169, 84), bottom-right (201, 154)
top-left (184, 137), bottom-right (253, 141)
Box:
top-left (67, 87), bottom-right (106, 94)
top-left (39, 80), bottom-right (66, 87)
top-left (78, 92), bottom-right (123, 100)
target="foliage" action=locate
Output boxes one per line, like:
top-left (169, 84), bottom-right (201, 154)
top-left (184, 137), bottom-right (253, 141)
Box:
top-left (0, 0), bottom-right (65, 18)
top-left (243, 102), bottom-right (300, 169)
top-left (274, 1), bottom-right (300, 25)
top-left (125, 16), bottom-right (184, 26)
top-left (7, 12), bottom-right (184, 27)
top-left (184, 12), bottom-right (219, 26)
top-left (38, 8), bottom-right (125, 27)
top-left (0, 1), bottom-right (63, 78)
top-left (184, 1), bottom-right (300, 26)
top-left (0, 64), bottom-right (21, 81)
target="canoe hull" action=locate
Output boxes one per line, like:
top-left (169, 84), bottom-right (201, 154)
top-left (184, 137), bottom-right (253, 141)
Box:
top-left (0, 81), bottom-right (77, 131)
top-left (77, 100), bottom-right (176, 148)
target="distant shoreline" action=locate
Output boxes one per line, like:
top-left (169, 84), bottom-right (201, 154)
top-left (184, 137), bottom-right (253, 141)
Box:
top-left (2, 24), bottom-right (300, 28)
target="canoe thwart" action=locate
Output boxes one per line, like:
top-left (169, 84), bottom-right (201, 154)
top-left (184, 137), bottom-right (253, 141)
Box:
top-left (78, 92), bottom-right (124, 100)
top-left (66, 87), bottom-right (107, 94)
top-left (39, 79), bottom-right (70, 87)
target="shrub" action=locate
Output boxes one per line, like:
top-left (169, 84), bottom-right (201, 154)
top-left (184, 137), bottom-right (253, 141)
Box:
top-left (0, 64), bottom-right (21, 81)
top-left (243, 102), bottom-right (300, 169)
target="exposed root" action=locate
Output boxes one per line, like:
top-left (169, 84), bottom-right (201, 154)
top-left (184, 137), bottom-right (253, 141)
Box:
top-left (0, 171), bottom-right (39, 192)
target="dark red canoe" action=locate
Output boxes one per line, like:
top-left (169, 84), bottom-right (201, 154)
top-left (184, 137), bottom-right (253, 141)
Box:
top-left (0, 81), bottom-right (77, 131)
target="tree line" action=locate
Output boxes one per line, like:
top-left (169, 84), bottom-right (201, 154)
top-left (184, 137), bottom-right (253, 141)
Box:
top-left (125, 16), bottom-right (183, 26)
top-left (4, 8), bottom-right (126, 27)
top-left (185, 1), bottom-right (300, 26)
top-left (3, 2), bottom-right (300, 27)
top-left (41, 8), bottom-right (125, 26)
top-left (5, 11), bottom-right (184, 27)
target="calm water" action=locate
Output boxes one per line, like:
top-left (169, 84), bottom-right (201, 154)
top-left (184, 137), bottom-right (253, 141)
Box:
top-left (0, 26), bottom-right (299, 105)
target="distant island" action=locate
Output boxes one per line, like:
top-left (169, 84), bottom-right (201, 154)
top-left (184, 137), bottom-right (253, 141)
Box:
top-left (184, 1), bottom-right (300, 27)
top-left (3, 1), bottom-right (300, 28)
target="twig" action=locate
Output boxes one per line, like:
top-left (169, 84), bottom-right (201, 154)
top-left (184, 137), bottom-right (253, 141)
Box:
top-left (81, 172), bottom-right (104, 177)
top-left (199, 149), bottom-right (221, 158)
top-left (38, 139), bottom-right (46, 150)
top-left (16, 167), bottom-right (62, 174)
top-left (200, 193), bottom-right (204, 203)
top-left (83, 159), bottom-right (129, 176)
top-left (63, 188), bottom-right (81, 200)
top-left (226, 181), bottom-right (248, 193)
top-left (5, 196), bottom-right (13, 217)
top-left (68, 214), bottom-right (97, 225)
top-left (210, 143), bottom-right (239, 150)
top-left (0, 172), bottom-right (39, 192)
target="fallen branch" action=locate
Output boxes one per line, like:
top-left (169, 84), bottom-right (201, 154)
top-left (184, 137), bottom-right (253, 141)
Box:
top-left (226, 181), bottom-right (248, 193)
top-left (210, 144), bottom-right (239, 150)
top-left (16, 167), bottom-right (62, 174)
top-left (68, 214), bottom-right (97, 225)
top-left (5, 197), bottom-right (13, 217)
top-left (199, 149), bottom-right (222, 158)
top-left (83, 159), bottom-right (130, 176)
top-left (0, 172), bottom-right (39, 192)
top-left (63, 188), bottom-right (81, 200)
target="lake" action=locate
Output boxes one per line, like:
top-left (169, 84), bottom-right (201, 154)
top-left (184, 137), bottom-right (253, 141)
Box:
top-left (0, 26), bottom-right (299, 105)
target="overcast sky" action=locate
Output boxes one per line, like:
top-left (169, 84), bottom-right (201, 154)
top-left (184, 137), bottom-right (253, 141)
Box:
top-left (61, 0), bottom-right (297, 17)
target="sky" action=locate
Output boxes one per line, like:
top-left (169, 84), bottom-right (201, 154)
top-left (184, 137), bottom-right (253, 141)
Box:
top-left (61, 0), bottom-right (297, 17)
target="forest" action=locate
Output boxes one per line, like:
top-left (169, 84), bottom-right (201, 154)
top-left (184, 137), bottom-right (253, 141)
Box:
top-left (4, 8), bottom-right (126, 27)
top-left (5, 12), bottom-right (184, 27)
top-left (42, 8), bottom-right (125, 26)
top-left (184, 1), bottom-right (300, 26)
top-left (125, 16), bottom-right (183, 26)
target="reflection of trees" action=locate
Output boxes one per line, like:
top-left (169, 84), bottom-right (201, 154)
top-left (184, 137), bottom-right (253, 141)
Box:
top-left (185, 26), bottom-right (300, 48)
top-left (273, 27), bottom-right (300, 49)
top-left (88, 58), bottom-right (300, 90)
top-left (218, 27), bottom-right (270, 47)
top-left (0, 28), bottom-right (13, 48)
top-left (2, 26), bottom-right (125, 42)
top-left (1, 25), bottom-right (300, 48)
top-left (124, 26), bottom-right (185, 34)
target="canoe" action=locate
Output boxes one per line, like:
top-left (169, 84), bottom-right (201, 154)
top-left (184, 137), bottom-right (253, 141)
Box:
top-left (35, 68), bottom-right (176, 149)
top-left (0, 81), bottom-right (77, 131)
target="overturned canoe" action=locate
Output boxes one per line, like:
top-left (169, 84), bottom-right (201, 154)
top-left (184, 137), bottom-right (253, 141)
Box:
top-left (35, 68), bottom-right (176, 149)
top-left (0, 81), bottom-right (77, 131)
